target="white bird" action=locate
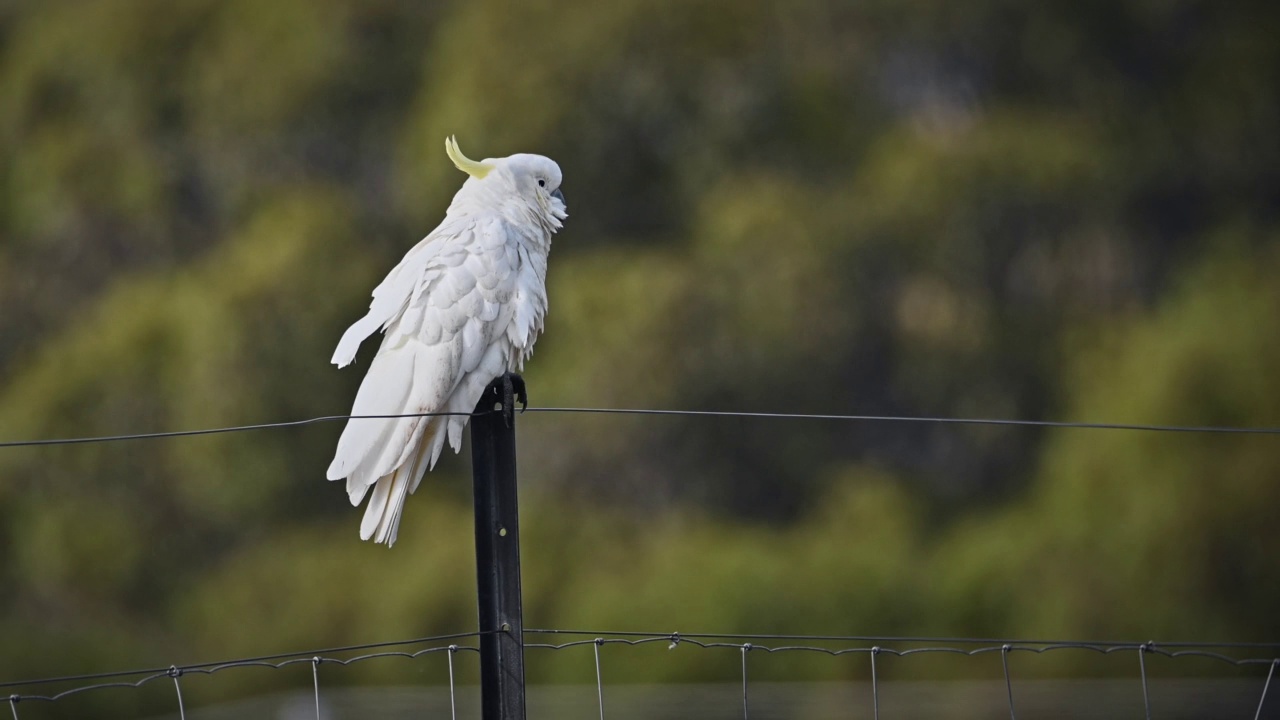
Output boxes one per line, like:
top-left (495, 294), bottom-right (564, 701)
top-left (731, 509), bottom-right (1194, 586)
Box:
top-left (327, 136), bottom-right (567, 546)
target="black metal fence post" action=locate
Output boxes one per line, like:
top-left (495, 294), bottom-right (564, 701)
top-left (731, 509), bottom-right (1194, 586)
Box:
top-left (470, 380), bottom-right (526, 720)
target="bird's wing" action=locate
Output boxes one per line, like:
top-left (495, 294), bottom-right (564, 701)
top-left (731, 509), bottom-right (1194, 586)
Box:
top-left (326, 216), bottom-right (518, 502)
top-left (330, 216), bottom-right (472, 368)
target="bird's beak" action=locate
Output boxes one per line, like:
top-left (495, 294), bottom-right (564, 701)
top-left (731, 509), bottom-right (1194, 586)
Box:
top-left (551, 187), bottom-right (565, 204)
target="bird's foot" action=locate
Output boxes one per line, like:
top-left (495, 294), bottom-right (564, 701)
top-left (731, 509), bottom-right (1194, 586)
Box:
top-left (501, 372), bottom-right (528, 427)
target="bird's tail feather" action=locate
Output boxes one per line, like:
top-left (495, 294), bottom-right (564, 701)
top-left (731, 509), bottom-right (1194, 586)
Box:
top-left (360, 419), bottom-right (439, 546)
top-left (349, 364), bottom-right (507, 544)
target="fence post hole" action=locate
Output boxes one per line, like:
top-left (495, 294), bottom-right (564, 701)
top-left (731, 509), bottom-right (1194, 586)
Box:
top-left (471, 378), bottom-right (527, 720)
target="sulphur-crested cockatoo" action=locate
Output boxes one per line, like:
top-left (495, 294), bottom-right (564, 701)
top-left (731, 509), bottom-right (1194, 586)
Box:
top-left (327, 137), bottom-right (566, 546)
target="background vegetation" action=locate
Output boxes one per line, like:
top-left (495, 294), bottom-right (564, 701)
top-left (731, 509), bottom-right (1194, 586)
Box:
top-left (1, 0), bottom-right (1277, 715)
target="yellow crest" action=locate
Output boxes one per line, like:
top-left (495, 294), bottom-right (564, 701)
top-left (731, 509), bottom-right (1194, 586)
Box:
top-left (445, 136), bottom-right (494, 179)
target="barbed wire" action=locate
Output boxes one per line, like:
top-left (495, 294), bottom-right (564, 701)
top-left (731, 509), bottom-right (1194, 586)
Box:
top-left (2, 406), bottom-right (1279, 449)
top-left (4, 630), bottom-right (1278, 720)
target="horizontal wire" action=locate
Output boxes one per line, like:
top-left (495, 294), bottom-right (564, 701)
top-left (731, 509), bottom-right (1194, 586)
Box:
top-left (0, 631), bottom-right (489, 690)
top-left (0, 411), bottom-right (479, 448)
top-left (522, 635), bottom-right (1280, 668)
top-left (2, 407), bottom-right (1279, 449)
top-left (10, 645), bottom-right (482, 704)
top-left (522, 629), bottom-right (1280, 650)
top-left (523, 408), bottom-right (1280, 435)
top-left (5, 631), bottom-right (1277, 704)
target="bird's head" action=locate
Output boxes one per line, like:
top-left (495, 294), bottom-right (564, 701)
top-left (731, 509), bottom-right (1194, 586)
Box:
top-left (445, 136), bottom-right (567, 231)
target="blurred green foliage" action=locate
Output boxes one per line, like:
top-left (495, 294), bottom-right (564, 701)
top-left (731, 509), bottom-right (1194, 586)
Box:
top-left (1, 0), bottom-right (1278, 714)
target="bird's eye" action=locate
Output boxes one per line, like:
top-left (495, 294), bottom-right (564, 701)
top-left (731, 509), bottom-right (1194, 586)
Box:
top-left (538, 179), bottom-right (546, 188)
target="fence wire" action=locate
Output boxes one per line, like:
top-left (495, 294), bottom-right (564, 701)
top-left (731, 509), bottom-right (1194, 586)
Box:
top-left (525, 631), bottom-right (1280, 720)
top-left (3, 406), bottom-right (1280, 449)
top-left (2, 631), bottom-right (486, 715)
top-left (4, 631), bottom-right (1278, 720)
top-left (3, 406), bottom-right (1279, 719)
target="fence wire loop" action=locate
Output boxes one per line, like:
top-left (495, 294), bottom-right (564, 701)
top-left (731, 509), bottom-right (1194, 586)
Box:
top-left (1001, 643), bottom-right (1017, 720)
top-left (310, 657), bottom-right (322, 720)
top-left (447, 645), bottom-right (458, 720)
top-left (7, 695), bottom-right (17, 720)
top-left (1255, 659), bottom-right (1278, 720)
top-left (1138, 642), bottom-right (1154, 720)
top-left (593, 639), bottom-right (605, 720)
top-left (870, 646), bottom-right (881, 720)
top-left (740, 644), bottom-right (751, 720)
top-left (669, 632), bottom-right (681, 650)
top-left (168, 666), bottom-right (186, 720)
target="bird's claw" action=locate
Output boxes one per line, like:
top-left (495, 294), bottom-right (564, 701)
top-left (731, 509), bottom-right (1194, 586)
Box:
top-left (501, 373), bottom-right (527, 427)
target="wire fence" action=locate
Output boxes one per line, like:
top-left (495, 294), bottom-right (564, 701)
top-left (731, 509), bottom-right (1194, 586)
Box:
top-left (3, 631), bottom-right (1278, 720)
top-left (4, 405), bottom-right (1280, 718)
top-left (1, 632), bottom-right (484, 720)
